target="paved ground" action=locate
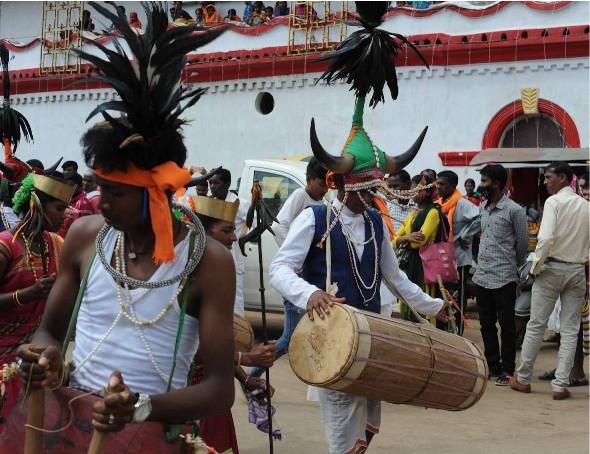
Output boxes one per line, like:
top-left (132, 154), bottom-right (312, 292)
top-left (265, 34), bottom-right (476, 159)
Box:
top-left (234, 317), bottom-right (589, 454)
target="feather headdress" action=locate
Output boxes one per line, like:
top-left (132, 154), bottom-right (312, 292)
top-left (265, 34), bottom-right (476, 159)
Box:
top-left (317, 1), bottom-right (429, 107)
top-left (76, 2), bottom-right (225, 159)
top-left (0, 44), bottom-right (34, 153)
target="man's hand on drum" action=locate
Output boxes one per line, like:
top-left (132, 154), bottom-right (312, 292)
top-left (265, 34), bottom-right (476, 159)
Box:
top-left (242, 341), bottom-right (276, 368)
top-left (92, 371), bottom-right (137, 433)
top-left (16, 344), bottom-right (63, 389)
top-left (306, 291), bottom-right (346, 321)
top-left (435, 301), bottom-right (452, 323)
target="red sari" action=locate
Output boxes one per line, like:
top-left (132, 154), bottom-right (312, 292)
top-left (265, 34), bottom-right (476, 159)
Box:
top-left (0, 229), bottom-right (62, 431)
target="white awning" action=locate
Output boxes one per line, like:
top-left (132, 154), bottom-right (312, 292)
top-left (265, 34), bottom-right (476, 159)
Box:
top-left (469, 148), bottom-right (589, 168)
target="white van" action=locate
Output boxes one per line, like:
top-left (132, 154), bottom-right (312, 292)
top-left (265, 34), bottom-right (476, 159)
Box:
top-left (236, 159), bottom-right (309, 313)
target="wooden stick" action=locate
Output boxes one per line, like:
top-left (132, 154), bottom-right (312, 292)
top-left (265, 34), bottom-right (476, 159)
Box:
top-left (255, 206), bottom-right (274, 454)
top-left (436, 274), bottom-right (457, 334)
top-left (87, 431), bottom-right (109, 454)
top-left (24, 388), bottom-right (44, 454)
top-left (87, 382), bottom-right (114, 454)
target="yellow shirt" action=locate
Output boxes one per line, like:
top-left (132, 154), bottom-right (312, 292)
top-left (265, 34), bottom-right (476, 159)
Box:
top-left (395, 208), bottom-right (440, 249)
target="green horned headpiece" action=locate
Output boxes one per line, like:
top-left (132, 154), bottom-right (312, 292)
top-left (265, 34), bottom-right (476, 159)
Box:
top-left (310, 2), bottom-right (429, 189)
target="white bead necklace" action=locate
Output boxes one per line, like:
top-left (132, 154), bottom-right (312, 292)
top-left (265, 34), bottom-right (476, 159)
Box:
top-left (116, 232), bottom-right (186, 384)
top-left (339, 212), bottom-right (376, 246)
top-left (115, 232), bottom-right (184, 327)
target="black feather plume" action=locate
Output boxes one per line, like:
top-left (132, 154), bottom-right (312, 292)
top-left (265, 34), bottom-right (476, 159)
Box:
top-left (75, 2), bottom-right (225, 144)
top-left (317, 1), bottom-right (429, 107)
top-left (0, 44), bottom-right (33, 153)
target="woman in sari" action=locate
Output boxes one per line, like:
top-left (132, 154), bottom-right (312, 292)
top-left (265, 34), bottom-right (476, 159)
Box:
top-left (394, 175), bottom-right (442, 325)
top-left (0, 173), bottom-right (72, 431)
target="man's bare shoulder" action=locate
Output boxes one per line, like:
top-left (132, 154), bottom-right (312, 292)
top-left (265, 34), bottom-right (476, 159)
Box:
top-left (63, 215), bottom-right (105, 250)
top-left (198, 236), bottom-right (234, 271)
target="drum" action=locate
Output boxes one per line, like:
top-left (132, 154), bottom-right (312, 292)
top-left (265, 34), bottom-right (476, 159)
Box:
top-left (289, 304), bottom-right (488, 411)
top-left (234, 314), bottom-right (254, 352)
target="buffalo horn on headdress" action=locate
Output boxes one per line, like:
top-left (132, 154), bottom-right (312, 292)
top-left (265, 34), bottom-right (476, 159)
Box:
top-left (185, 166), bottom-right (221, 188)
top-left (310, 118), bottom-right (355, 174)
top-left (43, 157), bottom-right (63, 175)
top-left (384, 126), bottom-right (428, 174)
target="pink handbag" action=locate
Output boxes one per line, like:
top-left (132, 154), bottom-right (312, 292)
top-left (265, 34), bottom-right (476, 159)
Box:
top-left (419, 210), bottom-right (459, 284)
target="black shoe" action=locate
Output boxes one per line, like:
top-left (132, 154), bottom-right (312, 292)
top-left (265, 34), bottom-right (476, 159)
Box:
top-left (538, 369), bottom-right (556, 381)
top-left (495, 373), bottom-right (511, 386)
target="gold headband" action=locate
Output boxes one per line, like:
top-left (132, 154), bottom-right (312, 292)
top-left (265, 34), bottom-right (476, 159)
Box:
top-left (32, 174), bottom-right (75, 204)
top-left (193, 196), bottom-right (239, 224)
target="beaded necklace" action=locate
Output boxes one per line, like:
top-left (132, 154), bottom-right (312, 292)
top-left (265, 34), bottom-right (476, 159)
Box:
top-left (73, 209), bottom-right (203, 380)
top-left (95, 204), bottom-right (205, 289)
top-left (339, 212), bottom-right (380, 306)
top-left (21, 232), bottom-right (49, 280)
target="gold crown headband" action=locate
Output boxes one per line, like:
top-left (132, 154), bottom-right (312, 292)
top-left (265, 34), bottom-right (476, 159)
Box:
top-left (32, 174), bottom-right (75, 204)
top-left (192, 196), bottom-right (239, 224)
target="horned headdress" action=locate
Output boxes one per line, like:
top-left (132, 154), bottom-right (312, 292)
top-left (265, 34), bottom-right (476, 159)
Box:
top-left (310, 1), bottom-right (429, 195)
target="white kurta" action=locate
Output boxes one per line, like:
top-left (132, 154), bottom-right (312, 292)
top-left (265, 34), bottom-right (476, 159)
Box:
top-left (226, 191), bottom-right (249, 315)
top-left (269, 199), bottom-right (443, 315)
top-left (272, 187), bottom-right (324, 247)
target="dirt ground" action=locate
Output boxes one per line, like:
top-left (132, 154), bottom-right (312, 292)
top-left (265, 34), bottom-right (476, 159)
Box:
top-left (234, 318), bottom-right (589, 454)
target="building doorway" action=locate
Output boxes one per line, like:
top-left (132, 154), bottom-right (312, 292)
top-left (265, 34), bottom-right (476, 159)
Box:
top-left (500, 115), bottom-right (564, 207)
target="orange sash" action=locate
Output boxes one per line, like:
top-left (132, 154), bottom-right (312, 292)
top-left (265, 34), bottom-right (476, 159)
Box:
top-left (437, 189), bottom-right (462, 241)
top-left (95, 161), bottom-right (191, 264)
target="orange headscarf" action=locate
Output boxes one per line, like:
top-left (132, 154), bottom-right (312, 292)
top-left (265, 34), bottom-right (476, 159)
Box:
top-left (95, 161), bottom-right (192, 264)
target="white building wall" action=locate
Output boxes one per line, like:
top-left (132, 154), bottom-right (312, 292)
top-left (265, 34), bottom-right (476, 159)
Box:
top-left (9, 56), bottom-right (588, 186)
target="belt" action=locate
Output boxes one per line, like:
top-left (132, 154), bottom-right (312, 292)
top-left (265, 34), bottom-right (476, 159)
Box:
top-left (546, 257), bottom-right (583, 265)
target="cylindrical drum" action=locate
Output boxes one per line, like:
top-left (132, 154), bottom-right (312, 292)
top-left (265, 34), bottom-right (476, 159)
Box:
top-left (234, 314), bottom-right (254, 353)
top-left (289, 304), bottom-right (488, 411)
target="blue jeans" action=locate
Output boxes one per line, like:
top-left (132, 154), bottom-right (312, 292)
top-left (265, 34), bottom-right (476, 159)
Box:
top-left (251, 300), bottom-right (305, 377)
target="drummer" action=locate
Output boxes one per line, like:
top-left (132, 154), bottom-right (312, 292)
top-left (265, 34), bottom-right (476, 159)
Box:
top-left (270, 110), bottom-right (449, 454)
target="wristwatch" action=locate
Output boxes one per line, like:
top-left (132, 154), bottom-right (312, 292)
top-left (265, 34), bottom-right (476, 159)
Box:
top-left (132, 393), bottom-right (152, 423)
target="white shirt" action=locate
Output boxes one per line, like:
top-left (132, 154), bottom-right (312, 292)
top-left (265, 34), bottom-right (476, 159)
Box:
top-left (269, 199), bottom-right (444, 315)
top-left (272, 188), bottom-right (324, 246)
top-left (225, 191), bottom-right (249, 315)
top-left (531, 186), bottom-right (590, 275)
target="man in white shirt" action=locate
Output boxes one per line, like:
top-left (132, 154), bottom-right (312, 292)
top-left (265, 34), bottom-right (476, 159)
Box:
top-left (250, 158), bottom-right (327, 380)
top-left (210, 168), bottom-right (249, 315)
top-left (510, 162), bottom-right (590, 400)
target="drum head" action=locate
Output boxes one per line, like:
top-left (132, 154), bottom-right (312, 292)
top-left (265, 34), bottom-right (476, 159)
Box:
top-left (289, 304), bottom-right (358, 386)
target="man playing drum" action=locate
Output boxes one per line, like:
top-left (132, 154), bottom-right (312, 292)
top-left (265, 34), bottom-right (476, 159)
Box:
top-left (270, 5), bottom-right (449, 452)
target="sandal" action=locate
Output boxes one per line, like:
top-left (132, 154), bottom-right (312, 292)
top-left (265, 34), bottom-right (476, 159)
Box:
top-left (495, 374), bottom-right (511, 386)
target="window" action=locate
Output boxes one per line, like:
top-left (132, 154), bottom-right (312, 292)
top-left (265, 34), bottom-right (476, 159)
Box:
top-left (253, 170), bottom-right (301, 217)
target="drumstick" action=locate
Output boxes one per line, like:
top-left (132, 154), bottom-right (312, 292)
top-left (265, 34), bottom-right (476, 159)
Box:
top-left (436, 275), bottom-right (457, 334)
top-left (24, 388), bottom-right (44, 454)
